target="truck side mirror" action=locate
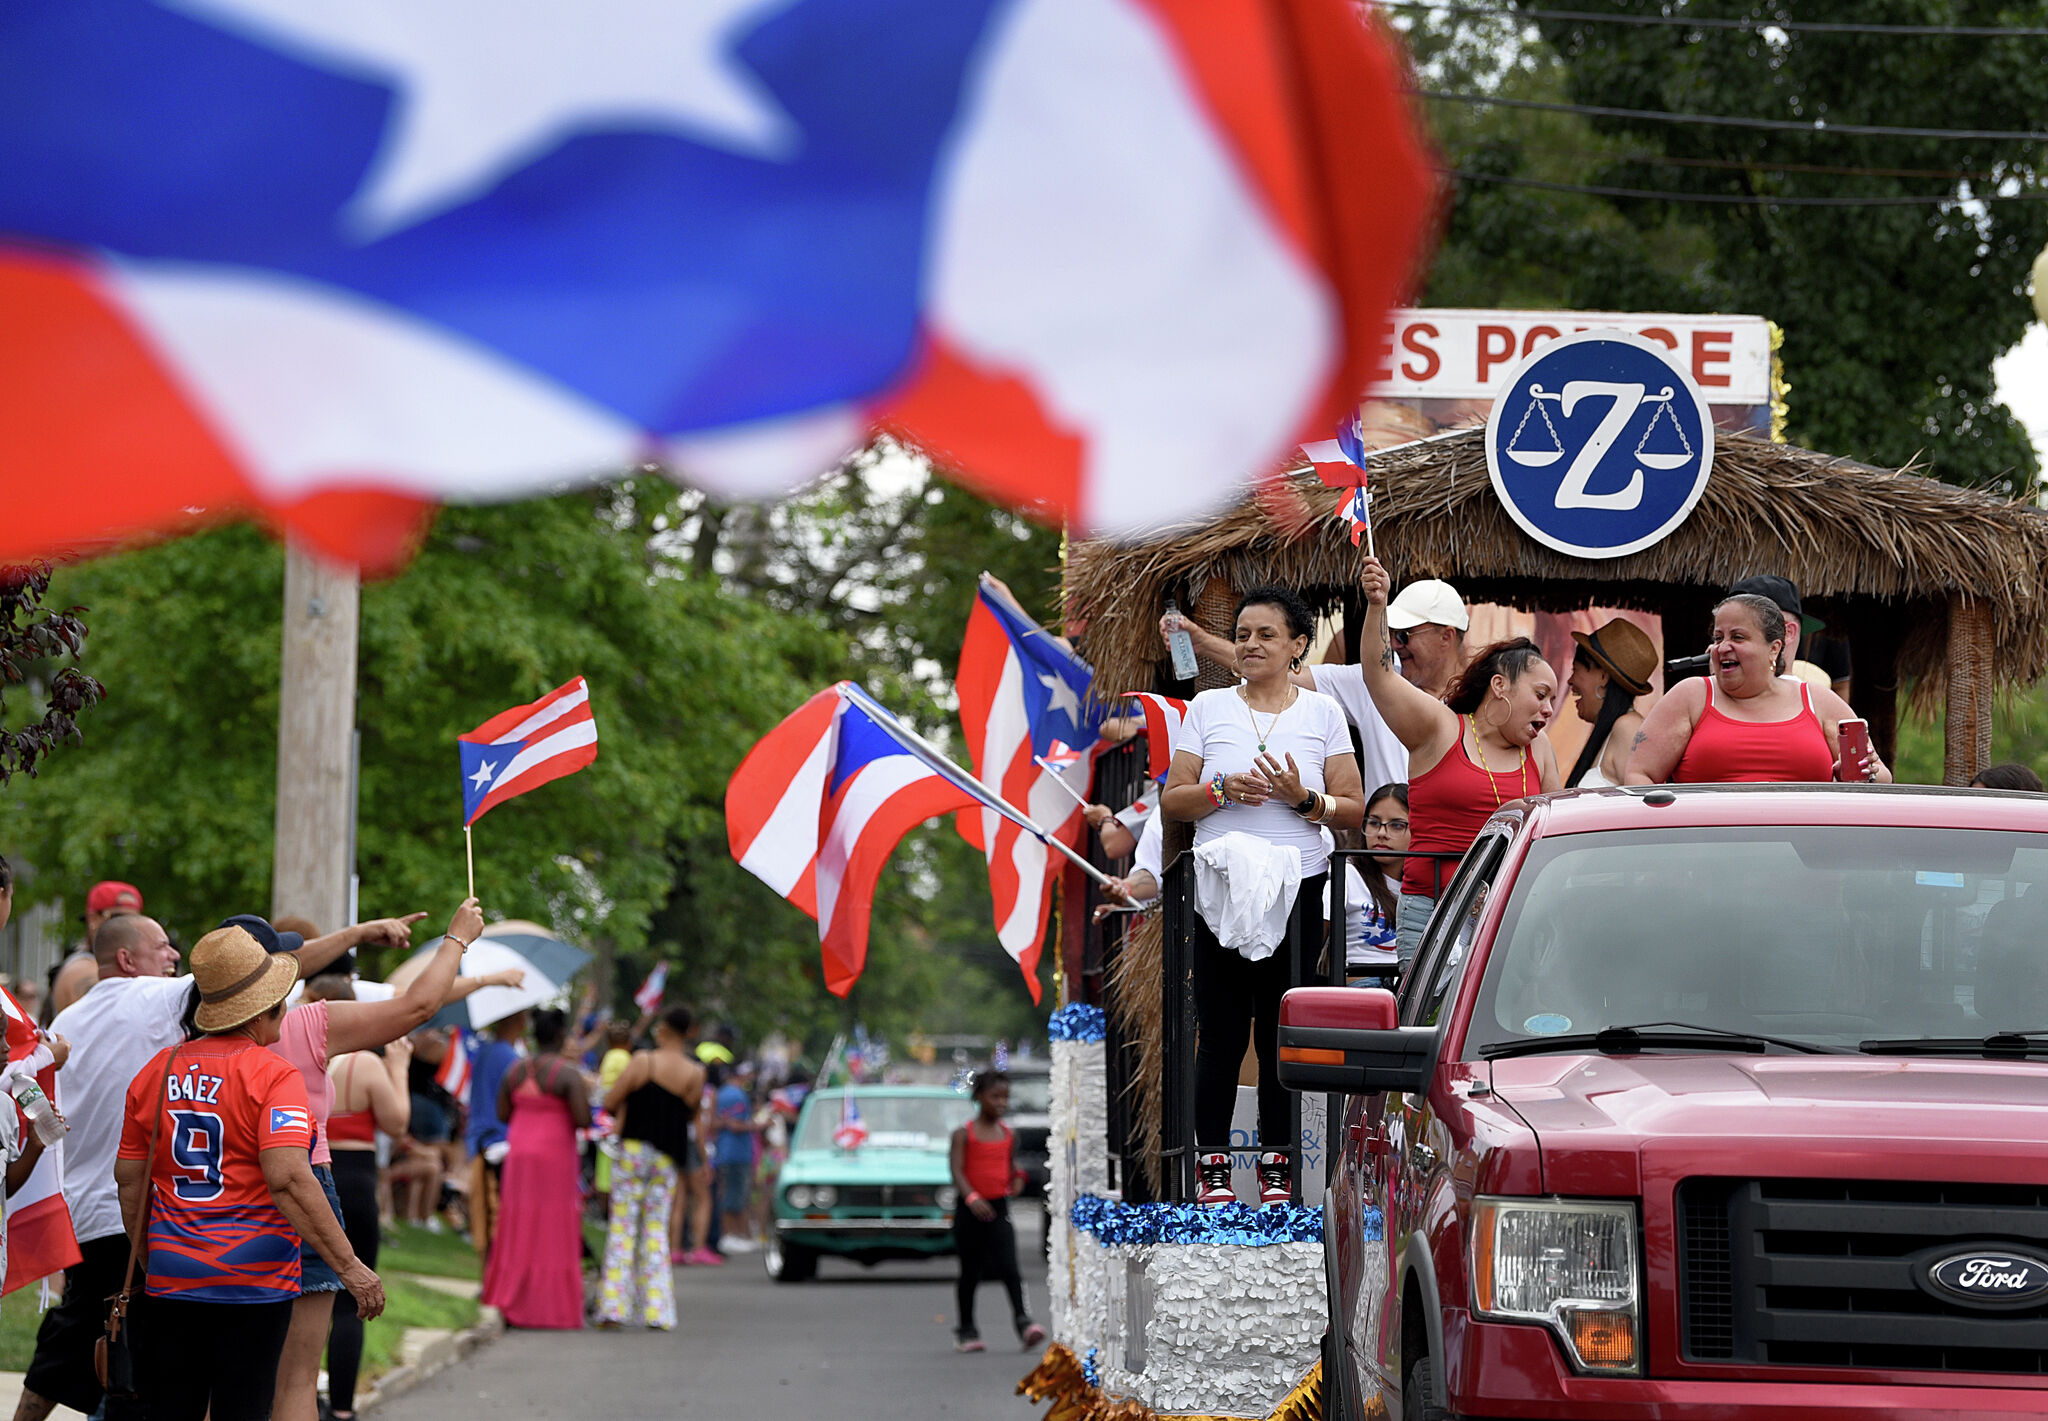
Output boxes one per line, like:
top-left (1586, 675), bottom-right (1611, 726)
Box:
top-left (1276, 987), bottom-right (1434, 1096)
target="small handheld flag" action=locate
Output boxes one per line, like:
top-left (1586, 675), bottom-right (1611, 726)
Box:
top-left (459, 676), bottom-right (599, 896)
top-left (1304, 418), bottom-right (1373, 556)
top-left (435, 1030), bottom-right (471, 1099)
top-left (833, 1095), bottom-right (868, 1151)
top-left (633, 963), bottom-right (669, 1014)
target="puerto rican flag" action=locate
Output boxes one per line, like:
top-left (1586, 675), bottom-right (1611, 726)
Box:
top-left (0, 0), bottom-right (1432, 572)
top-left (1, 988), bottom-right (79, 1296)
top-left (728, 682), bottom-right (1008, 996)
top-left (956, 579), bottom-right (1104, 1001)
top-left (633, 963), bottom-right (669, 1015)
top-left (832, 1095), bottom-right (868, 1152)
top-left (460, 677), bottom-right (599, 827)
top-left (1120, 693), bottom-right (1189, 782)
top-left (434, 1029), bottom-right (471, 1101)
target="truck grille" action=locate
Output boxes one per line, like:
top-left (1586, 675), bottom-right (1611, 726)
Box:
top-left (1677, 1178), bottom-right (2048, 1374)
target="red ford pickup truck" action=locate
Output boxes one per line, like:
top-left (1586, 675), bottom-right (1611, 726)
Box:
top-left (1280, 785), bottom-right (2048, 1420)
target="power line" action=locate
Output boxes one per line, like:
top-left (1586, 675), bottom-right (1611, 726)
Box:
top-left (1386, 1), bottom-right (2048, 37)
top-left (1417, 89), bottom-right (2048, 142)
top-left (1624, 153), bottom-right (2021, 182)
top-left (1447, 169), bottom-right (2048, 206)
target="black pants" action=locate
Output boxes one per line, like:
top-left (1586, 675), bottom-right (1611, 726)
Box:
top-left (1193, 872), bottom-right (1325, 1151)
top-left (135, 1294), bottom-right (295, 1421)
top-left (325, 1150), bottom-right (382, 1413)
top-left (953, 1199), bottom-right (1027, 1340)
top-left (23, 1231), bottom-right (131, 1414)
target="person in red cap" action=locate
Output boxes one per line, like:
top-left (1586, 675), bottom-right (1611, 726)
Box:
top-left (45, 881), bottom-right (145, 1022)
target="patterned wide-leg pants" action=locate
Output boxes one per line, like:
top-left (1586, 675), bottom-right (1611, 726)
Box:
top-left (597, 1140), bottom-right (679, 1329)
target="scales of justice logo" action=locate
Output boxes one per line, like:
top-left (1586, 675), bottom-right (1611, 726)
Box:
top-left (1484, 329), bottom-right (1717, 560)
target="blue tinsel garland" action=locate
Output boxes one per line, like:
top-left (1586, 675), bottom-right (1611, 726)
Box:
top-left (1069, 1192), bottom-right (1342, 1246)
top-left (1081, 1346), bottom-right (1101, 1389)
top-left (1047, 1003), bottom-right (1107, 1043)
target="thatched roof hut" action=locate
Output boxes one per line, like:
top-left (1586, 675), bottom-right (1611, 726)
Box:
top-left (1067, 427), bottom-right (2048, 784)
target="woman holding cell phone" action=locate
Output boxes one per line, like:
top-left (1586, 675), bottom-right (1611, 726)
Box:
top-left (1624, 593), bottom-right (1889, 785)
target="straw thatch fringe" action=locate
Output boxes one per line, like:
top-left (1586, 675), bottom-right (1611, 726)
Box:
top-left (1106, 913), bottom-right (1164, 1198)
top-left (1067, 428), bottom-right (2048, 706)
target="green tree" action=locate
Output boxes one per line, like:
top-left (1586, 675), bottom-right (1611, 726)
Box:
top-left (1406, 0), bottom-right (2048, 491)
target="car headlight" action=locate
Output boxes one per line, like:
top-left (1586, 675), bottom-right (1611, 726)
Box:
top-left (1472, 1197), bottom-right (1640, 1376)
top-left (935, 1186), bottom-right (959, 1210)
top-left (786, 1184), bottom-right (814, 1210)
top-left (810, 1185), bottom-right (838, 1208)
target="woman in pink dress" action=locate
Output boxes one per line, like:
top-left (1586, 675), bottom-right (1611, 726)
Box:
top-left (482, 1008), bottom-right (590, 1329)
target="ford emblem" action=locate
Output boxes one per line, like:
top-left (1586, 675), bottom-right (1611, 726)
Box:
top-left (1921, 1247), bottom-right (2048, 1310)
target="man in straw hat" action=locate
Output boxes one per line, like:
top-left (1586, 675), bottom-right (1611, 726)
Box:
top-left (18, 907), bottom-right (426, 1421)
top-left (112, 923), bottom-right (385, 1421)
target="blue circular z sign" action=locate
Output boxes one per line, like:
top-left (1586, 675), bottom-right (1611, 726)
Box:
top-left (1483, 330), bottom-right (1716, 559)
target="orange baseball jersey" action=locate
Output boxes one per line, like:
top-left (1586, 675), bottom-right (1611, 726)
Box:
top-left (119, 1035), bottom-right (314, 1302)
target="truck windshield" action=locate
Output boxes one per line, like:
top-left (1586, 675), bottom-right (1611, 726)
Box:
top-left (794, 1094), bottom-right (972, 1152)
top-left (1464, 825), bottom-right (2048, 1058)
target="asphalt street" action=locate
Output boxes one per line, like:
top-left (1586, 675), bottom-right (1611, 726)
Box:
top-left (377, 1203), bottom-right (1053, 1421)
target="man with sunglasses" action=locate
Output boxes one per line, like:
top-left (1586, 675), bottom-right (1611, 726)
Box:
top-left (1162, 578), bottom-right (1470, 796)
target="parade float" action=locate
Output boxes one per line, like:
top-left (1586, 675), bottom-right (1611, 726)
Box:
top-left (1030, 317), bottom-right (2048, 1420)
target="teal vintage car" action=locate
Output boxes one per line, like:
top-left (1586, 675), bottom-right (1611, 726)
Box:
top-left (765, 1085), bottom-right (975, 1283)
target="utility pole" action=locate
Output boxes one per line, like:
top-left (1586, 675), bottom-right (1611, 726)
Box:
top-left (273, 538), bottom-right (359, 933)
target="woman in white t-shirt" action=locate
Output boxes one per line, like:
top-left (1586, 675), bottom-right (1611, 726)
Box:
top-left (1161, 586), bottom-right (1363, 1209)
top-left (1329, 782), bottom-right (1408, 987)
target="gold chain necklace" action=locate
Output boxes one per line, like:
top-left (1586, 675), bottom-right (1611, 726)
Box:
top-left (1239, 683), bottom-right (1293, 755)
top-left (1467, 714), bottom-right (1527, 808)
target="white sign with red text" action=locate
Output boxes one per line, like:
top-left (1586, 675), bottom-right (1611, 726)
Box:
top-left (1369, 309), bottom-right (1771, 405)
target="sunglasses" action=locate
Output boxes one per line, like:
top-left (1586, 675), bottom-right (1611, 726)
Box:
top-left (1390, 629), bottom-right (1412, 649)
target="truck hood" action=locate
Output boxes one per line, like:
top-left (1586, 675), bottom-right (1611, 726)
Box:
top-left (1488, 1053), bottom-right (2048, 1196)
top-left (779, 1147), bottom-right (954, 1187)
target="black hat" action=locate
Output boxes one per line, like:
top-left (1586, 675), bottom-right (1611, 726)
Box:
top-left (1728, 575), bottom-right (1824, 636)
top-left (217, 913), bottom-right (306, 956)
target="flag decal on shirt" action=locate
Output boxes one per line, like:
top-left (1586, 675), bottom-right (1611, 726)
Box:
top-left (270, 1107), bottom-right (309, 1134)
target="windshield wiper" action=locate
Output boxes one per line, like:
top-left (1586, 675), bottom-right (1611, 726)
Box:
top-left (1859, 1030), bottom-right (2048, 1057)
top-left (1483, 1020), bottom-right (1848, 1060)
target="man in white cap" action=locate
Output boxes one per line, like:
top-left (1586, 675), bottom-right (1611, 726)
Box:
top-left (1163, 578), bottom-right (1470, 796)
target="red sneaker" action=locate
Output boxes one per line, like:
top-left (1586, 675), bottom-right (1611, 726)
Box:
top-left (1257, 1151), bottom-right (1292, 1209)
top-left (1196, 1151), bottom-right (1235, 1206)
top-left (686, 1247), bottom-right (726, 1266)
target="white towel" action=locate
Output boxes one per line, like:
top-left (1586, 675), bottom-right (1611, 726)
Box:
top-left (1192, 832), bottom-right (1303, 960)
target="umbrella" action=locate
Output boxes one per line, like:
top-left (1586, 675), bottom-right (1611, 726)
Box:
top-left (409, 919), bottom-right (590, 986)
top-left (388, 936), bottom-right (564, 1030)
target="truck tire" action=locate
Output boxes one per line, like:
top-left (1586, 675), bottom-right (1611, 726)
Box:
top-left (765, 1238), bottom-right (818, 1283)
top-left (1404, 1355), bottom-right (1449, 1421)
top-left (1319, 1329), bottom-right (1351, 1421)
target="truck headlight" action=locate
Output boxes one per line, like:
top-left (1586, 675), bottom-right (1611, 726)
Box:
top-left (1472, 1197), bottom-right (1640, 1376)
top-left (935, 1186), bottom-right (959, 1210)
top-left (786, 1185), bottom-right (814, 1210)
top-left (811, 1185), bottom-right (838, 1208)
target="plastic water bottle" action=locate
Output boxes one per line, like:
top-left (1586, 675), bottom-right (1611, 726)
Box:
top-left (1164, 599), bottom-right (1200, 682)
top-left (9, 1076), bottom-right (65, 1148)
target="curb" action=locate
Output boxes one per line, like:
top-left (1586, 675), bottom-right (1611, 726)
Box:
top-left (360, 1305), bottom-right (505, 1413)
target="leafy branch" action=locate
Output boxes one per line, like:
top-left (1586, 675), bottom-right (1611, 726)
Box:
top-left (0, 563), bottom-right (105, 783)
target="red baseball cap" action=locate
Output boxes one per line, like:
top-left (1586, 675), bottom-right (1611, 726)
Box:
top-left (85, 881), bottom-right (143, 916)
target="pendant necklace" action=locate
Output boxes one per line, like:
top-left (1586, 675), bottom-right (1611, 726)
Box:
top-left (1240, 683), bottom-right (1292, 754)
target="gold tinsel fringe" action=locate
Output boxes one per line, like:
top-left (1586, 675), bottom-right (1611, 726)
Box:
top-left (1020, 1343), bottom-right (1322, 1421)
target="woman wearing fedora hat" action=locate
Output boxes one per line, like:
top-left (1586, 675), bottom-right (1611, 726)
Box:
top-left (1565, 619), bottom-right (1658, 789)
top-left (113, 924), bottom-right (384, 1421)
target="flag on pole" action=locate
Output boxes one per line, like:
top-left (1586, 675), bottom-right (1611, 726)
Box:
top-left (832, 1094), bottom-right (868, 1152)
top-left (1306, 409), bottom-right (1372, 547)
top-left (0, 0), bottom-right (1432, 571)
top-left (955, 580), bottom-right (1103, 1001)
top-left (726, 683), bottom-right (987, 997)
top-left (460, 677), bottom-right (598, 826)
top-left (0, 988), bottom-right (79, 1295)
top-left (1120, 693), bottom-right (1189, 782)
top-left (633, 963), bottom-right (669, 1015)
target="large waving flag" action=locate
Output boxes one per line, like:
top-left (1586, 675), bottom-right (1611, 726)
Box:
top-left (1121, 693), bottom-right (1189, 782)
top-left (0, 0), bottom-right (1432, 571)
top-left (728, 682), bottom-right (1001, 996)
top-left (460, 676), bottom-right (599, 826)
top-left (956, 579), bottom-right (1104, 998)
top-left (2, 988), bottom-right (79, 1295)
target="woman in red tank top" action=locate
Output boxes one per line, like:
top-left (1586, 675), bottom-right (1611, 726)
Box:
top-left (947, 1073), bottom-right (1044, 1353)
top-left (1356, 558), bottom-right (1562, 967)
top-left (1627, 593), bottom-right (1890, 786)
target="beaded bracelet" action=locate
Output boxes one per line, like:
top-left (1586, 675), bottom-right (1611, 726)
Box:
top-left (1207, 773), bottom-right (1229, 809)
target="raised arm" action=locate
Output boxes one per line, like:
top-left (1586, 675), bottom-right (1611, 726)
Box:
top-left (1158, 611), bottom-right (1240, 677)
top-left (439, 968), bottom-right (526, 1005)
top-left (1622, 680), bottom-right (1705, 785)
top-left (294, 912), bottom-right (430, 979)
top-left (1357, 558), bottom-right (1459, 756)
top-left (325, 898), bottom-right (484, 1057)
